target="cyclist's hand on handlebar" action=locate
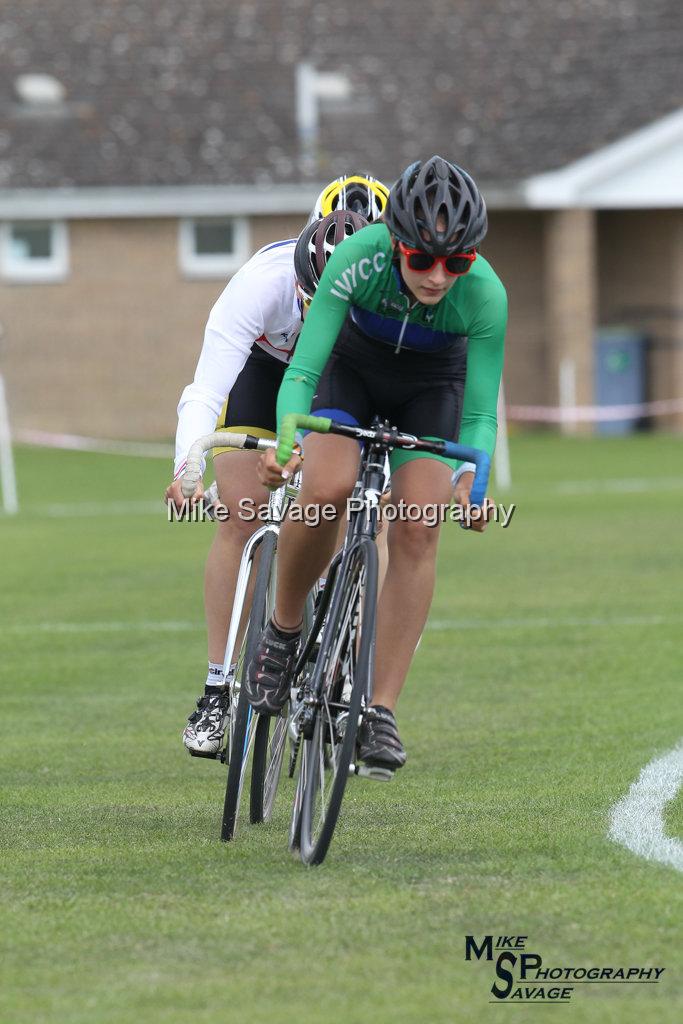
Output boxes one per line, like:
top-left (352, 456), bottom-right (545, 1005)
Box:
top-left (453, 471), bottom-right (494, 533)
top-left (165, 477), bottom-right (204, 511)
top-left (258, 447), bottom-right (302, 489)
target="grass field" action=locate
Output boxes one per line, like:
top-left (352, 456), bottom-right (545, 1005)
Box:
top-left (1, 433), bottom-right (682, 1024)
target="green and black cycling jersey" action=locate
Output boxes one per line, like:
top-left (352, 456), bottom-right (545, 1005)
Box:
top-left (277, 221), bottom-right (507, 460)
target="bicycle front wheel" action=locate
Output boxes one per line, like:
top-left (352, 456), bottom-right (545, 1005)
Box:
top-left (299, 537), bottom-right (378, 866)
top-left (221, 530), bottom-right (277, 842)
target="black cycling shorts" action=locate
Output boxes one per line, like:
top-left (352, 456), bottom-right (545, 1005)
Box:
top-left (213, 345), bottom-right (287, 456)
top-left (311, 316), bottom-right (468, 471)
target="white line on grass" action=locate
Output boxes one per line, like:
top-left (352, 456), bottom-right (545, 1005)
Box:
top-left (609, 744), bottom-right (683, 873)
top-left (553, 476), bottom-right (683, 496)
top-left (2, 473), bottom-right (679, 516)
top-left (42, 500), bottom-right (163, 517)
top-left (5, 621), bottom-right (203, 635)
top-left (3, 476), bottom-right (680, 520)
top-left (5, 614), bottom-right (681, 636)
top-left (427, 614), bottom-right (681, 631)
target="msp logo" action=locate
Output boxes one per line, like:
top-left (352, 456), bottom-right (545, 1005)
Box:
top-left (465, 934), bottom-right (665, 1003)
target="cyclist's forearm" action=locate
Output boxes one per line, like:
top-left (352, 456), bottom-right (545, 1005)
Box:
top-left (457, 352), bottom-right (501, 458)
top-left (276, 258), bottom-right (352, 432)
top-left (457, 320), bottom-right (505, 459)
top-left (457, 410), bottom-right (498, 461)
top-left (275, 369), bottom-right (318, 434)
top-left (275, 326), bottom-right (339, 432)
top-left (174, 323), bottom-right (255, 476)
top-left (174, 390), bottom-right (226, 477)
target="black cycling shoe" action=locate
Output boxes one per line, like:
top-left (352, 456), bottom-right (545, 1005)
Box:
top-left (245, 619), bottom-right (301, 715)
top-left (357, 705), bottom-right (407, 770)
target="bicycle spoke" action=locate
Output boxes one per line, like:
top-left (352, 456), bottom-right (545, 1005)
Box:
top-left (317, 737), bottom-right (327, 824)
top-left (265, 721), bottom-right (287, 791)
top-left (239, 713), bottom-right (257, 788)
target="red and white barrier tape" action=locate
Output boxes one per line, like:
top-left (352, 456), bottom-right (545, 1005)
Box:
top-left (506, 397), bottom-right (683, 423)
top-left (11, 396), bottom-right (683, 455)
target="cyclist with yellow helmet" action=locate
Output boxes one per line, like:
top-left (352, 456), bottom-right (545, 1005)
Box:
top-left (165, 174), bottom-right (388, 758)
top-left (309, 173), bottom-right (390, 222)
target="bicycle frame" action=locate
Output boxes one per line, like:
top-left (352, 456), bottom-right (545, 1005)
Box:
top-left (221, 478), bottom-right (299, 678)
top-left (181, 428), bottom-right (303, 679)
top-left (181, 429), bottom-right (302, 771)
top-left (288, 435), bottom-right (388, 793)
top-left (287, 415), bottom-right (491, 806)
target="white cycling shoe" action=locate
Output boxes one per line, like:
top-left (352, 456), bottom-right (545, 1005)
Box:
top-left (183, 687), bottom-right (230, 758)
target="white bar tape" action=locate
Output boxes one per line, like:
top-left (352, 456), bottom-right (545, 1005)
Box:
top-left (181, 431), bottom-right (248, 498)
top-left (451, 462), bottom-right (477, 487)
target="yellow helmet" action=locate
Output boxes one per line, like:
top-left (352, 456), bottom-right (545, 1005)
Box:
top-left (309, 173), bottom-right (390, 224)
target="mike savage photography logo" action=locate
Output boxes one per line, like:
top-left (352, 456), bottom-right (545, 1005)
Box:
top-left (465, 933), bottom-right (666, 1004)
top-left (169, 497), bottom-right (517, 529)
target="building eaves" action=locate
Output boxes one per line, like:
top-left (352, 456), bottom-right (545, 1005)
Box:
top-left (0, 184), bottom-right (321, 220)
top-left (526, 107), bottom-right (683, 208)
top-left (0, 180), bottom-right (528, 220)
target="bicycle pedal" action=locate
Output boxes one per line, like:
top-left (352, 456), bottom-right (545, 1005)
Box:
top-left (351, 763), bottom-right (394, 782)
top-left (188, 748), bottom-right (220, 761)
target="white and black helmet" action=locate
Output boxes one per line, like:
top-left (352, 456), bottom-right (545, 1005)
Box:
top-left (295, 209), bottom-right (368, 302)
top-left (309, 173), bottom-right (389, 224)
top-left (384, 156), bottom-right (487, 255)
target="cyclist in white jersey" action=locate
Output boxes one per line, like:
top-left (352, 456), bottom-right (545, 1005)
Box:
top-left (165, 175), bottom-right (389, 757)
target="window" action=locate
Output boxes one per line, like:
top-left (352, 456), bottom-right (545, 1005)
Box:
top-left (178, 217), bottom-right (250, 278)
top-left (0, 221), bottom-right (69, 282)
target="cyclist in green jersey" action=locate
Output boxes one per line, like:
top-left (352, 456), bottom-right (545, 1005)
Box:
top-left (245, 156), bottom-right (507, 769)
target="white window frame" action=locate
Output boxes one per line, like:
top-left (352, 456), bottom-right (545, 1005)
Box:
top-left (0, 220), bottom-right (69, 283)
top-left (178, 217), bottom-right (250, 278)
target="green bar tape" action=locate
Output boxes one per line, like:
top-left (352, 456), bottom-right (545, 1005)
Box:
top-left (276, 414), bottom-right (331, 466)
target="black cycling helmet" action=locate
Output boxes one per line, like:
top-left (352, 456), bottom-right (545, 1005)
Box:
top-left (384, 155), bottom-right (487, 255)
top-left (294, 209), bottom-right (368, 302)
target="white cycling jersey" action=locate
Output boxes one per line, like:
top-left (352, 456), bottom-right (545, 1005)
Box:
top-left (174, 238), bottom-right (302, 477)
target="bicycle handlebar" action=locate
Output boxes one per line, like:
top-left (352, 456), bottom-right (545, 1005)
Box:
top-left (441, 442), bottom-right (491, 506)
top-left (181, 431), bottom-right (276, 498)
top-left (277, 414), bottom-right (490, 506)
top-left (276, 414), bottom-right (331, 469)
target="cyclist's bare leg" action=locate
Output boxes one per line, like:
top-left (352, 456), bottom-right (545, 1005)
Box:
top-left (372, 458), bottom-right (453, 711)
top-left (376, 496), bottom-right (390, 593)
top-left (205, 450), bottom-right (270, 664)
top-left (274, 433), bottom-right (359, 630)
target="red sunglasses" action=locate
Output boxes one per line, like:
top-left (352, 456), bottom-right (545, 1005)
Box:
top-left (398, 241), bottom-right (477, 277)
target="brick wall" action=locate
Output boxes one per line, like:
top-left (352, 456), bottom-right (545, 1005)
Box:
top-left (481, 211), bottom-right (547, 406)
top-left (1, 210), bottom-right (680, 440)
top-left (0, 214), bottom-right (303, 440)
top-left (598, 209), bottom-right (683, 427)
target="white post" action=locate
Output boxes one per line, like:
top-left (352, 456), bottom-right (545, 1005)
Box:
top-left (494, 383), bottom-right (512, 491)
top-left (559, 357), bottom-right (577, 435)
top-left (0, 374), bottom-right (19, 514)
top-left (296, 62), bottom-right (318, 178)
top-left (296, 63), bottom-right (351, 177)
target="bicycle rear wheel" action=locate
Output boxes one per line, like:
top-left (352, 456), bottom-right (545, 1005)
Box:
top-left (246, 565), bottom-right (321, 827)
top-left (299, 537), bottom-right (378, 865)
top-left (253, 588), bottom-right (317, 827)
top-left (250, 708), bottom-right (287, 824)
top-left (221, 530), bottom-right (277, 842)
